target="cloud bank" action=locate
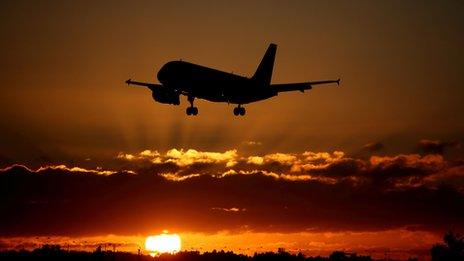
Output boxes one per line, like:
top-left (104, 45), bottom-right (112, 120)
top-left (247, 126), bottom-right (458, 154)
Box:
top-left (1, 147), bottom-right (463, 237)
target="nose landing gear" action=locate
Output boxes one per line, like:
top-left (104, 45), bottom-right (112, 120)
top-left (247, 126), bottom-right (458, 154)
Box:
top-left (186, 96), bottom-right (198, 116)
top-left (233, 105), bottom-right (246, 116)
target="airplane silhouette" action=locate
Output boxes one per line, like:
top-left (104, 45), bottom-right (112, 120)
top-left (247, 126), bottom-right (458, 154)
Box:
top-left (126, 43), bottom-right (340, 116)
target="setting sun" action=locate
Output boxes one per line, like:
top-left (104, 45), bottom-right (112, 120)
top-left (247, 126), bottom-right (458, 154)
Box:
top-left (145, 233), bottom-right (181, 256)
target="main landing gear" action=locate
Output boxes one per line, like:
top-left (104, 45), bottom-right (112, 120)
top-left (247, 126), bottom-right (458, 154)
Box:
top-left (186, 96), bottom-right (198, 116)
top-left (233, 105), bottom-right (246, 116)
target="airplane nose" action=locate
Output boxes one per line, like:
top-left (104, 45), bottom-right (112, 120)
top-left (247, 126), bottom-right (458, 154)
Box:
top-left (157, 65), bottom-right (168, 83)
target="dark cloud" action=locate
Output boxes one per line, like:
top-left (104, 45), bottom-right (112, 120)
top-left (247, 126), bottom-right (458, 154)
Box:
top-left (1, 149), bottom-right (464, 237)
top-left (418, 139), bottom-right (460, 155)
top-left (363, 142), bottom-right (384, 152)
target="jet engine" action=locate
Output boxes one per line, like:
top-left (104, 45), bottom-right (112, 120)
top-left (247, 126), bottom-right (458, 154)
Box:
top-left (151, 88), bottom-right (180, 105)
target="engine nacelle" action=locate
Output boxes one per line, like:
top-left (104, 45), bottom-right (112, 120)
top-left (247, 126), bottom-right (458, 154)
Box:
top-left (151, 88), bottom-right (180, 105)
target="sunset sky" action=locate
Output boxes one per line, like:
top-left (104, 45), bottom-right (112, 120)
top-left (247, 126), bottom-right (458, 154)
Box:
top-left (1, 1), bottom-right (463, 260)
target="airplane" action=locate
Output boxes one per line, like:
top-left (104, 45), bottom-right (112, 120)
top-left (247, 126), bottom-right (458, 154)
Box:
top-left (126, 43), bottom-right (340, 116)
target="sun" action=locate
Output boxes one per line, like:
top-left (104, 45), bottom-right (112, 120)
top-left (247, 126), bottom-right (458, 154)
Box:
top-left (145, 232), bottom-right (181, 256)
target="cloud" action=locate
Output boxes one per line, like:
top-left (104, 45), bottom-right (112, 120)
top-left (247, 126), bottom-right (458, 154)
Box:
top-left (117, 150), bottom-right (162, 163)
top-left (422, 165), bottom-right (464, 190)
top-left (165, 149), bottom-right (238, 167)
top-left (363, 142), bottom-right (384, 152)
top-left (369, 154), bottom-right (445, 171)
top-left (118, 148), bottom-right (239, 167)
top-left (418, 139), bottom-right (460, 155)
top-left (242, 141), bottom-right (262, 146)
top-left (114, 149), bottom-right (464, 190)
top-left (211, 207), bottom-right (246, 212)
top-left (1, 149), bottom-right (464, 237)
top-left (262, 153), bottom-right (298, 165)
top-left (0, 163), bottom-right (132, 176)
top-left (247, 156), bottom-right (264, 165)
top-left (160, 172), bottom-right (201, 181)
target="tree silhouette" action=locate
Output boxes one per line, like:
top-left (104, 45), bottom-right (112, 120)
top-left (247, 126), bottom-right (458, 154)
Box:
top-left (431, 231), bottom-right (464, 261)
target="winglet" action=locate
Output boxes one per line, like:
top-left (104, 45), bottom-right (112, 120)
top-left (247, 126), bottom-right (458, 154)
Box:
top-left (336, 78), bottom-right (341, 86)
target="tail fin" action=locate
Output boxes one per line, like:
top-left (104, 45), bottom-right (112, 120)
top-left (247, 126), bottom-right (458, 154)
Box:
top-left (252, 43), bottom-right (277, 86)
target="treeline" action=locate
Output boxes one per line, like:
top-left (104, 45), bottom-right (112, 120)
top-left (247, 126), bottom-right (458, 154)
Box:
top-left (156, 249), bottom-right (373, 261)
top-left (0, 247), bottom-right (372, 261)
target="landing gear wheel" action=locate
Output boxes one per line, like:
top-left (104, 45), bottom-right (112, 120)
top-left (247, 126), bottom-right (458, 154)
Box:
top-left (186, 107), bottom-right (198, 116)
top-left (186, 96), bottom-right (199, 116)
top-left (233, 106), bottom-right (246, 116)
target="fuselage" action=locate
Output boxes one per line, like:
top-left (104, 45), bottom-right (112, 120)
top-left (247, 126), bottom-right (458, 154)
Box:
top-left (157, 61), bottom-right (276, 104)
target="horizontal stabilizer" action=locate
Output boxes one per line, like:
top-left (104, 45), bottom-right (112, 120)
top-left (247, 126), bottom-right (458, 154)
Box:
top-left (125, 79), bottom-right (162, 90)
top-left (271, 82), bottom-right (312, 93)
top-left (271, 79), bottom-right (340, 93)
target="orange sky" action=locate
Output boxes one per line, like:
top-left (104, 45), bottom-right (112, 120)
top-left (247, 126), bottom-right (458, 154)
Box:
top-left (1, 1), bottom-right (463, 164)
top-left (0, 1), bottom-right (463, 260)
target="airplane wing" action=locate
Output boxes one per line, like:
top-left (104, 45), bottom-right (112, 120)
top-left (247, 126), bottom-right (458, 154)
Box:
top-left (271, 78), bottom-right (340, 93)
top-left (125, 79), bottom-right (162, 90)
